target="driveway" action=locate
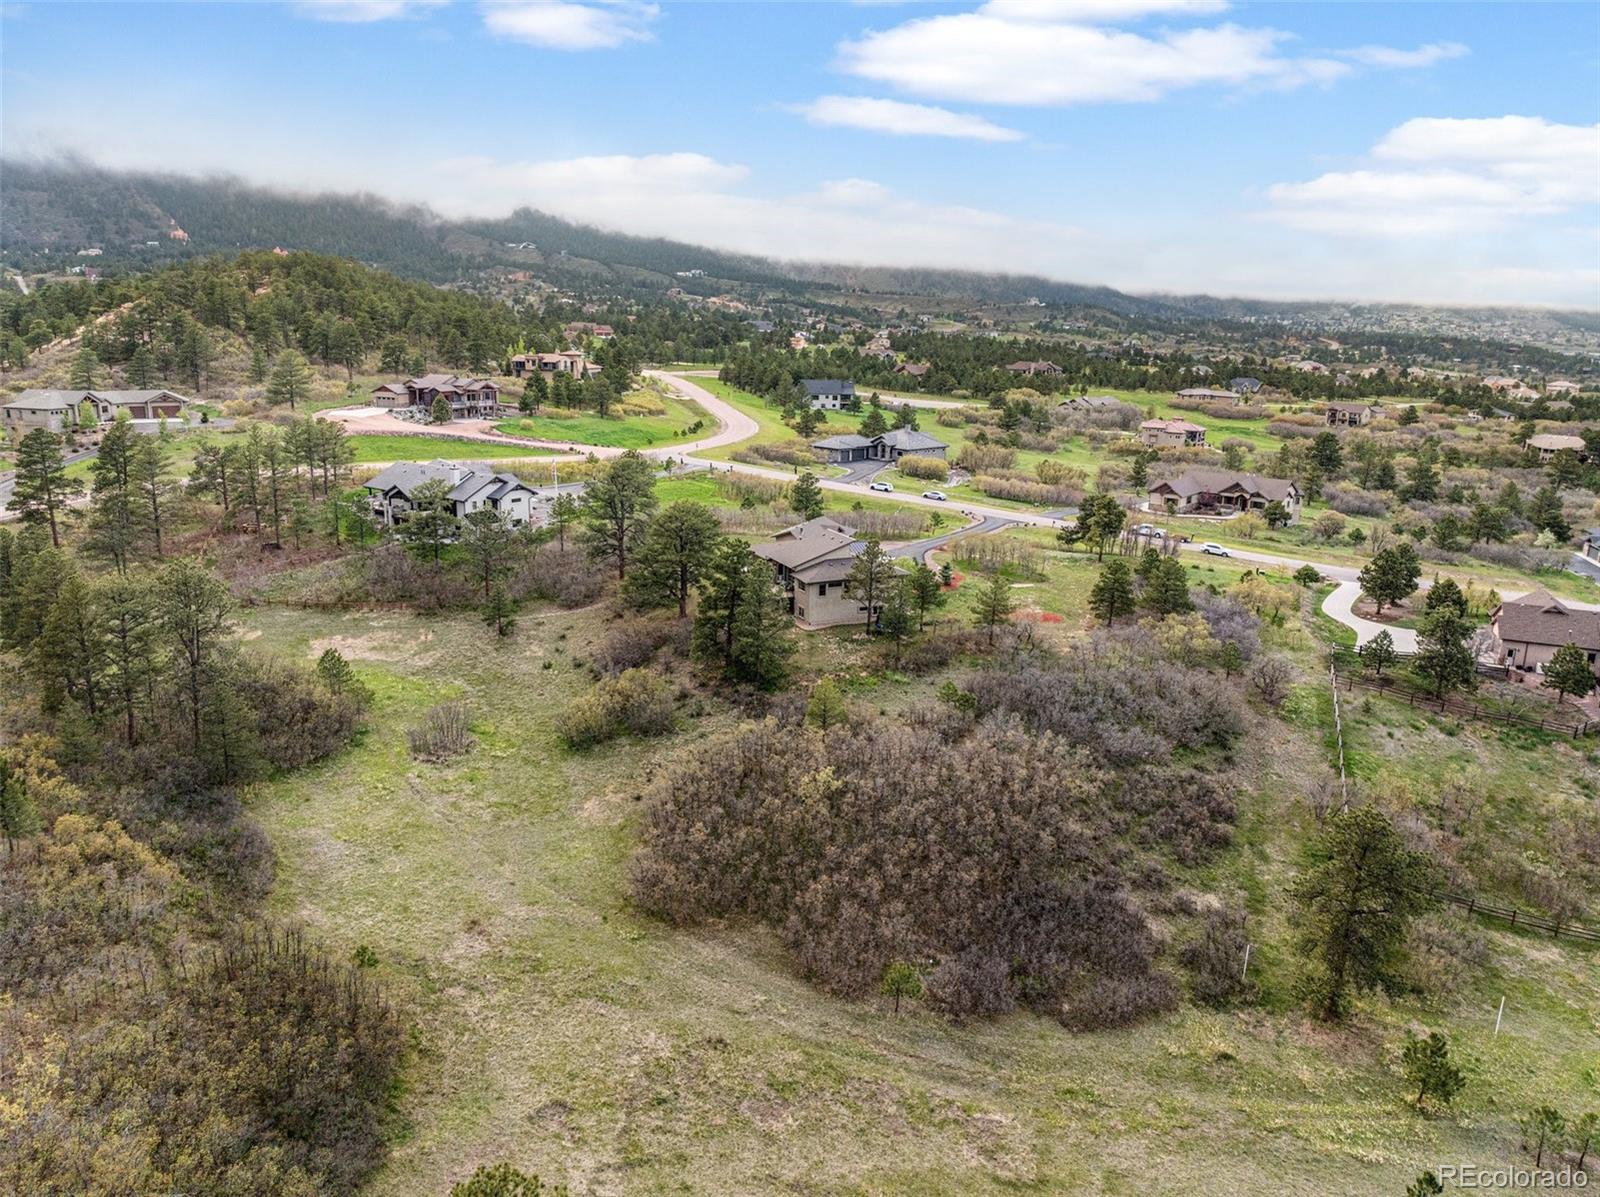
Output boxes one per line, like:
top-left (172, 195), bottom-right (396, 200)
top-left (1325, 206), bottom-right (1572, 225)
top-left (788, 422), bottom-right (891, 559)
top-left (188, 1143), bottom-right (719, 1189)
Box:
top-left (1324, 581), bottom-right (1417, 650)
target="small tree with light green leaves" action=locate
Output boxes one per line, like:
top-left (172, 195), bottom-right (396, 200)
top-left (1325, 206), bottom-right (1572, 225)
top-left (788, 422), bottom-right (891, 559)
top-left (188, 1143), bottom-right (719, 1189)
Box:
top-left (881, 960), bottom-right (924, 1014)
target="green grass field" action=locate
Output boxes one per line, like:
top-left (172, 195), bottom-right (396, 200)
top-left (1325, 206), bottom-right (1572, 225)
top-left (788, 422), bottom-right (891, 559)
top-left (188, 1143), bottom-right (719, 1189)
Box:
top-left (346, 434), bottom-right (560, 463)
top-left (495, 391), bottom-right (708, 449)
top-left (237, 593), bottom-right (1600, 1197)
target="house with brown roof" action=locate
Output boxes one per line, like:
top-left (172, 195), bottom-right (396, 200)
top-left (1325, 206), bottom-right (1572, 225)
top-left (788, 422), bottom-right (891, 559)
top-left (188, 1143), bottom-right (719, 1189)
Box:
top-left (1148, 469), bottom-right (1302, 524)
top-left (1006, 360), bottom-right (1062, 376)
top-left (1547, 380), bottom-right (1582, 395)
top-left (1490, 589), bottom-right (1600, 682)
top-left (1138, 417), bottom-right (1207, 448)
top-left (1175, 387), bottom-right (1238, 403)
top-left (1326, 401), bottom-right (1381, 427)
top-left (1526, 433), bottom-right (1587, 462)
top-left (371, 375), bottom-right (502, 420)
top-left (752, 516), bottom-right (889, 629)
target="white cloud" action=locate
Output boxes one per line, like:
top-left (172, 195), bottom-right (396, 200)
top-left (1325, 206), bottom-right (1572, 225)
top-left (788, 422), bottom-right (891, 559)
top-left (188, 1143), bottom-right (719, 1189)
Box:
top-left (292, 0), bottom-right (444, 22)
top-left (479, 1), bottom-right (657, 49)
top-left (836, 4), bottom-right (1463, 105)
top-left (978, 0), bottom-right (1228, 22)
top-left (785, 95), bottom-right (1024, 141)
top-left (1339, 41), bottom-right (1467, 68)
top-left (1265, 116), bottom-right (1600, 236)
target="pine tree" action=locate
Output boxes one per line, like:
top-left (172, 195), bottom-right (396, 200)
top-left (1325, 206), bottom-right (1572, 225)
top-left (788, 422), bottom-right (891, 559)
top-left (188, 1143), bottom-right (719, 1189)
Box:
top-left (315, 646), bottom-right (372, 707)
top-left (625, 500), bottom-right (721, 616)
top-left (1358, 630), bottom-right (1398, 677)
top-left (1402, 1031), bottom-right (1465, 1110)
top-left (580, 451), bottom-right (658, 579)
top-left (0, 760), bottom-right (40, 852)
top-left (266, 349), bottom-right (314, 410)
top-left (96, 573), bottom-right (160, 746)
top-left (789, 471), bottom-right (825, 521)
top-left (1089, 557), bottom-right (1137, 623)
top-left (729, 561), bottom-right (793, 689)
top-left (1357, 543), bottom-right (1421, 615)
top-left (87, 415), bottom-right (142, 572)
top-left (1543, 643), bottom-right (1595, 703)
top-left (907, 561), bottom-right (946, 630)
top-left (69, 344), bottom-right (101, 389)
top-left (34, 567), bottom-right (105, 715)
top-left (973, 571), bottom-right (1013, 645)
top-left (844, 538), bottom-right (896, 633)
top-left (483, 581), bottom-right (517, 638)
top-left (461, 507), bottom-right (517, 598)
top-left (1142, 557), bottom-right (1193, 615)
top-left (10, 429), bottom-right (81, 548)
top-left (249, 344), bottom-right (269, 383)
top-left (692, 537), bottom-right (755, 673)
top-left (806, 677), bottom-right (849, 730)
top-left (430, 394), bottom-right (451, 424)
top-left (859, 406), bottom-right (889, 438)
top-left (130, 435), bottom-right (171, 558)
top-left (1412, 607), bottom-right (1475, 698)
top-left (397, 479), bottom-right (458, 570)
top-left (129, 343), bottom-right (157, 388)
top-left (548, 492), bottom-right (578, 551)
top-left (157, 556), bottom-right (232, 756)
top-left (1292, 804), bottom-right (1438, 1020)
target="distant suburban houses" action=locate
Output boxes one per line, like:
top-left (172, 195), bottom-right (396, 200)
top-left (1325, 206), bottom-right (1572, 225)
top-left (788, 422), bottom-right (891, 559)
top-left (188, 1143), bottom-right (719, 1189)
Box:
top-left (1149, 469), bottom-right (1302, 524)
top-left (1, 387), bottom-right (192, 436)
top-left (1175, 387), bottom-right (1239, 403)
top-left (509, 350), bottom-right (594, 380)
top-left (812, 427), bottom-right (949, 465)
top-left (752, 516), bottom-right (888, 629)
top-left (1138, 417), bottom-right (1207, 448)
top-left (1547, 380), bottom-right (1582, 395)
top-left (802, 379), bottom-right (855, 410)
top-left (363, 460), bottom-right (543, 529)
top-left (1006, 360), bottom-right (1063, 376)
top-left (562, 322), bottom-right (613, 340)
top-left (895, 363), bottom-right (930, 378)
top-left (1490, 589), bottom-right (1600, 682)
top-left (1230, 377), bottom-right (1263, 394)
top-left (1325, 401), bottom-right (1381, 427)
top-left (371, 375), bottom-right (502, 420)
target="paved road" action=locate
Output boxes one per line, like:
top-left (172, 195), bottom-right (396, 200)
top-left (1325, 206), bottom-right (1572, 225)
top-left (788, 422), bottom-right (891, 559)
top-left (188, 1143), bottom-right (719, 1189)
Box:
top-left (1570, 552), bottom-right (1600, 584)
top-left (890, 514), bottom-right (1019, 562)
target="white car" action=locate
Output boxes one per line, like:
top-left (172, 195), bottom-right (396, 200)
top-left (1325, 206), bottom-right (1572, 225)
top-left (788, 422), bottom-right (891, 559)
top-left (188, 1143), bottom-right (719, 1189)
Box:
top-left (868, 480), bottom-right (894, 493)
top-left (921, 490), bottom-right (948, 501)
top-left (1199, 542), bottom-right (1231, 557)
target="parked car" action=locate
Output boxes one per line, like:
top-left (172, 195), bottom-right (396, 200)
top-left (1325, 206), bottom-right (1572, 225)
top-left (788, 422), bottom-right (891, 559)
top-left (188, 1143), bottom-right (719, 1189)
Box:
top-left (868, 480), bottom-right (894, 493)
top-left (921, 490), bottom-right (948, 501)
top-left (1199, 542), bottom-right (1231, 557)
top-left (1135, 523), bottom-right (1166, 537)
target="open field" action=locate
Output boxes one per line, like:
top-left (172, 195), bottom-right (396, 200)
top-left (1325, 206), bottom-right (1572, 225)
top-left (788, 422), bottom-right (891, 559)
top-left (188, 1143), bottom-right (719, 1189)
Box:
top-left (347, 434), bottom-right (561, 463)
top-left (238, 588), bottom-right (1600, 1197)
top-left (495, 390), bottom-right (709, 449)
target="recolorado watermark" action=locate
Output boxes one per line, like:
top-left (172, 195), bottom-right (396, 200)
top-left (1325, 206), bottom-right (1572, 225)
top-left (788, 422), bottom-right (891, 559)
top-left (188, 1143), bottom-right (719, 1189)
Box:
top-left (1436, 1163), bottom-right (1589, 1189)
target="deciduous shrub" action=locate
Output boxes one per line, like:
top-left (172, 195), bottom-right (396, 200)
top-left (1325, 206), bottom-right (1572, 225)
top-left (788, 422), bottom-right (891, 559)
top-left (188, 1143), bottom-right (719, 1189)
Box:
top-left (973, 474), bottom-right (1082, 506)
top-left (955, 443), bottom-right (1016, 472)
top-left (897, 454), bottom-right (950, 481)
top-left (557, 667), bottom-right (674, 747)
top-left (514, 545), bottom-right (606, 607)
top-left (408, 700), bottom-right (473, 760)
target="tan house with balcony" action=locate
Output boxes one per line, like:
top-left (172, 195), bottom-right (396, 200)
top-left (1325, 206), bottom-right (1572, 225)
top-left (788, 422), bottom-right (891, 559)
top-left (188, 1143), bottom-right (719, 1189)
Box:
top-left (1490, 589), bottom-right (1600, 684)
top-left (1326, 401), bottom-right (1380, 427)
top-left (1527, 433), bottom-right (1586, 462)
top-left (1138, 417), bottom-right (1207, 448)
top-left (752, 516), bottom-right (890, 629)
top-left (1148, 469), bottom-right (1302, 524)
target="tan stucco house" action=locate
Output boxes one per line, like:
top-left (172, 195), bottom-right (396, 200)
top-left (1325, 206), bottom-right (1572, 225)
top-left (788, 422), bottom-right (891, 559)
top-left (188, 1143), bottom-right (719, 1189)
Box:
top-left (752, 516), bottom-right (889, 629)
top-left (1138, 418), bottom-right (1207, 448)
top-left (1149, 469), bottom-right (1302, 524)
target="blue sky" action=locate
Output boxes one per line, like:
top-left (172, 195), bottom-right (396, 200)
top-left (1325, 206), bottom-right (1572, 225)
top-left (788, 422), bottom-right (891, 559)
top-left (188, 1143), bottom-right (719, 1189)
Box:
top-left (4, 1), bottom-right (1597, 306)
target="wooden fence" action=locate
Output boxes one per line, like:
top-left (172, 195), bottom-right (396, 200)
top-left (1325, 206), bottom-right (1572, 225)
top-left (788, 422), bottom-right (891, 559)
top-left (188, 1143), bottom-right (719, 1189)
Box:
top-left (1425, 889), bottom-right (1600, 945)
top-left (1329, 666), bottom-right (1596, 737)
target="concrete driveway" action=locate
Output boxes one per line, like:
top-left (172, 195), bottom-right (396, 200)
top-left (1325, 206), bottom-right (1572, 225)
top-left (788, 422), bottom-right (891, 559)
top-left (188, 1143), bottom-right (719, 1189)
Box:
top-left (890, 514), bottom-right (1019, 562)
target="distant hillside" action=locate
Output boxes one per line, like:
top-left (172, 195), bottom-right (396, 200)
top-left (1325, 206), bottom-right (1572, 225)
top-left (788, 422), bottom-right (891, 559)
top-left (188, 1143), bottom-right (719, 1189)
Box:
top-left (1, 160), bottom-right (1182, 315)
top-left (4, 162), bottom-right (1595, 344)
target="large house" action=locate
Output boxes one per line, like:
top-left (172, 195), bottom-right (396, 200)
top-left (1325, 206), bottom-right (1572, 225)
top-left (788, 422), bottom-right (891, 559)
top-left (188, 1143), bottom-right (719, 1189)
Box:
top-left (1547, 380), bottom-right (1582, 395)
top-left (1138, 418), bottom-right (1207, 448)
top-left (1006, 360), bottom-right (1062, 376)
top-left (802, 379), bottom-right (855, 410)
top-left (752, 516), bottom-right (888, 629)
top-left (895, 362), bottom-right (929, 378)
top-left (509, 350), bottom-right (592, 380)
top-left (811, 427), bottom-right (948, 464)
top-left (1175, 387), bottom-right (1239, 403)
top-left (1230, 377), bottom-right (1263, 395)
top-left (363, 460), bottom-right (542, 529)
top-left (2, 390), bottom-right (90, 435)
top-left (1148, 469), bottom-right (1302, 524)
top-left (1326, 401), bottom-right (1381, 427)
top-left (2, 387), bottom-right (191, 437)
top-left (1527, 433), bottom-right (1587, 462)
top-left (371, 375), bottom-right (502, 420)
top-left (1490, 589), bottom-right (1600, 683)
top-left (1058, 394), bottom-right (1124, 413)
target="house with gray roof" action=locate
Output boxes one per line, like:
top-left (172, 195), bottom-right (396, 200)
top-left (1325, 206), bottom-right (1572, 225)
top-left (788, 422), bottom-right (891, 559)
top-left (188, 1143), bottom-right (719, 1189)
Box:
top-left (811, 427), bottom-right (948, 464)
top-left (363, 460), bottom-right (543, 528)
top-left (1490, 588), bottom-right (1600, 683)
top-left (2, 390), bottom-right (91, 436)
top-left (752, 516), bottom-right (892, 629)
top-left (802, 379), bottom-right (856, 410)
top-left (1148, 469), bottom-right (1302, 523)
